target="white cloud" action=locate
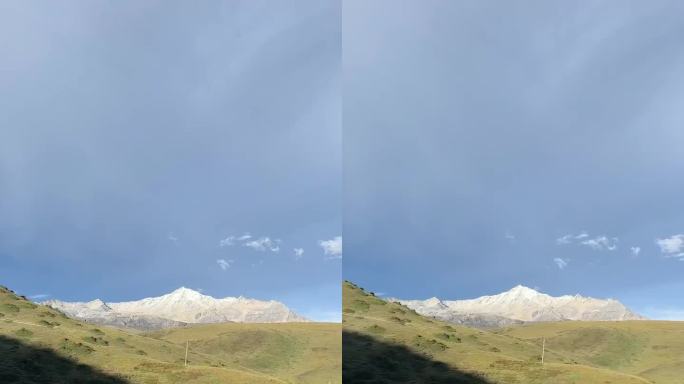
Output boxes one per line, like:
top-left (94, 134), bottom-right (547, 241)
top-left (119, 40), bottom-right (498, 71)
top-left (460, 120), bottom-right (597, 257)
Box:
top-left (219, 233), bottom-right (280, 252)
top-left (244, 237), bottom-right (280, 252)
top-left (294, 248), bottom-right (304, 260)
top-left (219, 233), bottom-right (252, 247)
top-left (556, 231), bottom-right (589, 245)
top-left (167, 233), bottom-right (179, 244)
top-left (630, 246), bottom-right (641, 257)
top-left (553, 257), bottom-right (568, 269)
top-left (556, 234), bottom-right (573, 245)
top-left (29, 294), bottom-right (50, 300)
top-left (656, 234), bottom-right (684, 258)
top-left (216, 259), bottom-right (234, 270)
top-left (504, 231), bottom-right (515, 241)
top-left (581, 236), bottom-right (618, 251)
top-left (219, 236), bottom-right (236, 247)
top-left (319, 236), bottom-right (342, 259)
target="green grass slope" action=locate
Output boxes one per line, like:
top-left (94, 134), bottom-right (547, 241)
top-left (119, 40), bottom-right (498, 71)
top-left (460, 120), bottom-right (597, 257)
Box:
top-left (498, 321), bottom-right (684, 384)
top-left (0, 285), bottom-right (340, 384)
top-left (148, 322), bottom-right (341, 384)
top-left (343, 281), bottom-right (650, 384)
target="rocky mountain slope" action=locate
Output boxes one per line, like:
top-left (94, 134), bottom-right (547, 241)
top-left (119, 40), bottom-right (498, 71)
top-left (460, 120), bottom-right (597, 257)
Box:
top-left (392, 285), bottom-right (645, 328)
top-left (44, 287), bottom-right (308, 330)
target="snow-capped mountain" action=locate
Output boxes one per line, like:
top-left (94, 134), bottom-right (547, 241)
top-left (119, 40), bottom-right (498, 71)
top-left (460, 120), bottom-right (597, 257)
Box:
top-left (43, 287), bottom-right (308, 330)
top-left (392, 285), bottom-right (645, 328)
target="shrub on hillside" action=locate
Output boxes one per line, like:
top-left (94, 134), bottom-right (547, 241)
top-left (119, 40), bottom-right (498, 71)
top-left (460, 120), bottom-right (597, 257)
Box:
top-left (352, 300), bottom-right (371, 312)
top-left (367, 324), bottom-right (387, 334)
top-left (435, 333), bottom-right (461, 343)
top-left (1, 303), bottom-right (20, 313)
top-left (15, 328), bottom-right (33, 338)
top-left (59, 338), bottom-right (95, 356)
top-left (82, 336), bottom-right (109, 346)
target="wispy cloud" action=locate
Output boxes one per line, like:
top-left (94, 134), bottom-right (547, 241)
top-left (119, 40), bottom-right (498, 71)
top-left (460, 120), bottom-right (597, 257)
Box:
top-left (656, 234), bottom-right (684, 260)
top-left (504, 231), bottom-right (515, 241)
top-left (556, 234), bottom-right (573, 245)
top-left (581, 236), bottom-right (618, 251)
top-left (219, 236), bottom-right (236, 247)
top-left (294, 248), bottom-right (304, 260)
top-left (219, 233), bottom-right (279, 252)
top-left (557, 232), bottom-right (618, 251)
top-left (167, 233), bottom-right (179, 244)
top-left (219, 233), bottom-right (252, 247)
top-left (244, 237), bottom-right (280, 252)
top-left (553, 257), bottom-right (568, 269)
top-left (630, 246), bottom-right (641, 257)
top-left (556, 231), bottom-right (588, 244)
top-left (319, 236), bottom-right (342, 259)
top-left (216, 259), bottom-right (234, 270)
top-left (29, 294), bottom-right (50, 300)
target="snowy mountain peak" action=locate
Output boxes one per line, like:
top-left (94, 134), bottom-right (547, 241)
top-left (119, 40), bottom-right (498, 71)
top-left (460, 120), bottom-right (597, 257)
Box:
top-left (171, 286), bottom-right (198, 294)
top-left (44, 288), bottom-right (309, 330)
top-left (165, 287), bottom-right (205, 300)
top-left (423, 297), bottom-right (445, 307)
top-left (86, 299), bottom-right (108, 307)
top-left (503, 285), bottom-right (540, 298)
top-left (395, 285), bottom-right (646, 325)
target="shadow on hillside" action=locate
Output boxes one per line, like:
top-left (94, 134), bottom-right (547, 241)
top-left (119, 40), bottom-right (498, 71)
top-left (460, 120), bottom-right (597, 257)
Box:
top-left (343, 331), bottom-right (492, 384)
top-left (0, 334), bottom-right (129, 384)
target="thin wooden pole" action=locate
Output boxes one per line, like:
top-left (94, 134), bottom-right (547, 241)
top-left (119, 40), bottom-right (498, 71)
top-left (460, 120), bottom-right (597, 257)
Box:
top-left (184, 341), bottom-right (189, 367)
top-left (541, 337), bottom-right (545, 365)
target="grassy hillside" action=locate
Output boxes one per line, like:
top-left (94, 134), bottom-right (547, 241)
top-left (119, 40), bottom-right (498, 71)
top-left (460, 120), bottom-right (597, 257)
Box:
top-left (0, 285), bottom-right (340, 384)
top-left (498, 321), bottom-right (684, 384)
top-left (343, 281), bottom-right (650, 384)
top-left (149, 322), bottom-right (341, 384)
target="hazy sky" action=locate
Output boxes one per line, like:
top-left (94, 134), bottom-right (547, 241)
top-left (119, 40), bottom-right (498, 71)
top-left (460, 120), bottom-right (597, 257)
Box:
top-left (0, 1), bottom-right (341, 321)
top-left (344, 0), bottom-right (684, 319)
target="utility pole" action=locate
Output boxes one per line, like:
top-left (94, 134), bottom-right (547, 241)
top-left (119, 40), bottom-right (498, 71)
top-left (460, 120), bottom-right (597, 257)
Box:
top-left (184, 341), bottom-right (189, 367)
top-left (541, 337), bottom-right (545, 365)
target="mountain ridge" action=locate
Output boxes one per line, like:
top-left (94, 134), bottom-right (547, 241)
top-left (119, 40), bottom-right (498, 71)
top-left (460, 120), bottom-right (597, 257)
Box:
top-left (44, 287), bottom-right (309, 330)
top-left (391, 285), bottom-right (645, 328)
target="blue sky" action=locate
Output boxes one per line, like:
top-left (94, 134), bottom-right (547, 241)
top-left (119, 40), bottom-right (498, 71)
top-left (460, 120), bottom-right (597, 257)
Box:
top-left (0, 1), bottom-right (341, 322)
top-left (344, 0), bottom-right (684, 319)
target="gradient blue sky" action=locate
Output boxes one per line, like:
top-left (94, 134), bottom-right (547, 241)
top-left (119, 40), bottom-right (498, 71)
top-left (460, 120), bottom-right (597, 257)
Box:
top-left (344, 0), bottom-right (684, 319)
top-left (0, 1), bottom-right (341, 321)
